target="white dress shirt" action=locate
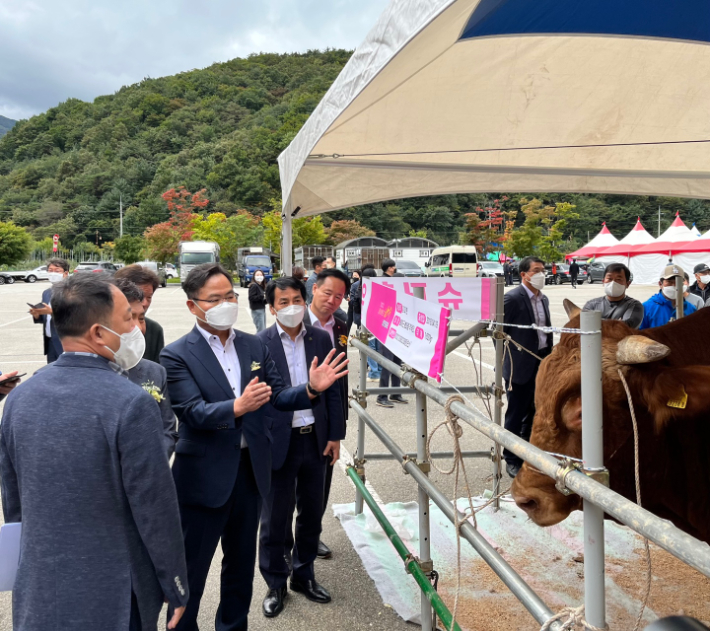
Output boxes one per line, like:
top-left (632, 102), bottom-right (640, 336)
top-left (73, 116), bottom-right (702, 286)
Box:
top-left (276, 323), bottom-right (315, 428)
top-left (522, 284), bottom-right (548, 350)
top-left (309, 307), bottom-right (335, 345)
top-left (196, 324), bottom-right (246, 446)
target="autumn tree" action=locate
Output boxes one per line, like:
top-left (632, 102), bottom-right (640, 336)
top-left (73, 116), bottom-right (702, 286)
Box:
top-left (325, 220), bottom-right (375, 245)
top-left (461, 198), bottom-right (506, 255)
top-left (0, 221), bottom-right (32, 266)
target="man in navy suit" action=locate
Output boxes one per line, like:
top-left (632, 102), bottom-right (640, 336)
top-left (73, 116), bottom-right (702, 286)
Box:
top-left (160, 264), bottom-right (348, 631)
top-left (258, 276), bottom-right (344, 617)
top-left (29, 258), bottom-right (68, 363)
top-left (303, 268), bottom-right (350, 560)
top-left (501, 256), bottom-right (553, 478)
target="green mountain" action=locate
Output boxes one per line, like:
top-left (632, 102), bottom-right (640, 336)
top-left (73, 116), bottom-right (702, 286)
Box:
top-left (0, 115), bottom-right (16, 137)
top-left (1, 51), bottom-right (709, 251)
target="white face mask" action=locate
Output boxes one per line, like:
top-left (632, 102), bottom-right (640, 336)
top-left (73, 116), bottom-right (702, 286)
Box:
top-left (527, 272), bottom-right (545, 291)
top-left (276, 304), bottom-right (306, 328)
top-left (662, 286), bottom-right (677, 301)
top-left (196, 301), bottom-right (239, 330)
top-left (701, 275), bottom-right (710, 285)
top-left (101, 325), bottom-right (145, 371)
top-left (48, 272), bottom-right (64, 284)
top-left (603, 281), bottom-right (626, 298)
top-left (254, 274), bottom-right (264, 283)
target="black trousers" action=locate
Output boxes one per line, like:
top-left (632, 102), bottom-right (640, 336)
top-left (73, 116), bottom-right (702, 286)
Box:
top-left (571, 274), bottom-right (578, 287)
top-left (503, 378), bottom-right (537, 467)
top-left (170, 450), bottom-right (261, 631)
top-left (376, 341), bottom-right (401, 398)
top-left (260, 429), bottom-right (325, 589)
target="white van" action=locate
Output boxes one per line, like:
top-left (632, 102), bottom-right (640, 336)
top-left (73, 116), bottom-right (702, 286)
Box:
top-left (424, 246), bottom-right (480, 277)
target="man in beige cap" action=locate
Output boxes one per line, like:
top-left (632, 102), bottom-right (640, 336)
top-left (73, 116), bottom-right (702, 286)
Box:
top-left (639, 264), bottom-right (697, 329)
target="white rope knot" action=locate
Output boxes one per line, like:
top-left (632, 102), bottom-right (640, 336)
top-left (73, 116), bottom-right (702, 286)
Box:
top-left (540, 605), bottom-right (608, 631)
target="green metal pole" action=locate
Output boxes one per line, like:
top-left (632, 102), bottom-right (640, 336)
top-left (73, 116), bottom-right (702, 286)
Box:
top-left (345, 466), bottom-right (463, 631)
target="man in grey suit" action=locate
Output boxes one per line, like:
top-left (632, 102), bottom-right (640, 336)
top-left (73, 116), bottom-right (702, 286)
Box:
top-left (115, 277), bottom-right (178, 458)
top-left (0, 274), bottom-right (188, 631)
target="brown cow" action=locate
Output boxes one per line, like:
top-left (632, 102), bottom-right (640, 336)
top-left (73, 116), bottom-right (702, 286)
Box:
top-left (511, 300), bottom-right (710, 543)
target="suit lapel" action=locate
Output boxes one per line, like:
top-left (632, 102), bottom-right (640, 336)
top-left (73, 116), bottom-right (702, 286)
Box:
top-left (233, 330), bottom-right (252, 393)
top-left (303, 325), bottom-right (317, 370)
top-left (188, 328), bottom-right (235, 400)
top-left (266, 326), bottom-right (291, 387)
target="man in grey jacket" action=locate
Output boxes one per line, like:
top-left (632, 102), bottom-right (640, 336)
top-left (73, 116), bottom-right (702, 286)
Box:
top-left (0, 274), bottom-right (188, 631)
top-left (115, 277), bottom-right (178, 458)
top-left (582, 263), bottom-right (644, 329)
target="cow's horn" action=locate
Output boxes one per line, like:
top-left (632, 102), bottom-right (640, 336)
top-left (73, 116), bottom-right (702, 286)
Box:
top-left (563, 299), bottom-right (581, 319)
top-left (616, 335), bottom-right (671, 365)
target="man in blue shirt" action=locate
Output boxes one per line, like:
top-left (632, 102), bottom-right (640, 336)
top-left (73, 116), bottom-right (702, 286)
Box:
top-left (639, 264), bottom-right (697, 330)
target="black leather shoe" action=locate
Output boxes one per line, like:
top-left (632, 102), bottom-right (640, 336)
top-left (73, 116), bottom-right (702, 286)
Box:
top-left (289, 578), bottom-right (332, 604)
top-left (263, 586), bottom-right (287, 617)
top-left (389, 395), bottom-right (408, 404)
top-left (317, 540), bottom-right (332, 559)
top-left (506, 462), bottom-right (521, 478)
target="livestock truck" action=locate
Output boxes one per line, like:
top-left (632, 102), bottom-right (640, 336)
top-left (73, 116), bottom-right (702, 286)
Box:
top-left (179, 241), bottom-right (220, 282)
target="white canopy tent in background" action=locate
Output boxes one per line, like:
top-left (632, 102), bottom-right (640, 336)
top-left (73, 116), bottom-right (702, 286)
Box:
top-left (278, 0), bottom-right (710, 273)
top-left (565, 224), bottom-right (618, 261)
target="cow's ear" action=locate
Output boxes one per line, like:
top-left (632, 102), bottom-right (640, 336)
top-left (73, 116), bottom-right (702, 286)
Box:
top-left (643, 366), bottom-right (710, 428)
top-left (563, 299), bottom-right (581, 319)
top-left (616, 335), bottom-right (670, 365)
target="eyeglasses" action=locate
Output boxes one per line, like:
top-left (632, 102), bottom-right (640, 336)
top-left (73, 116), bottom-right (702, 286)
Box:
top-left (193, 291), bottom-right (238, 305)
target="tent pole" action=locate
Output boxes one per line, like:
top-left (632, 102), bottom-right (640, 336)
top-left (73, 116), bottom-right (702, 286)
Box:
top-left (282, 211), bottom-right (293, 275)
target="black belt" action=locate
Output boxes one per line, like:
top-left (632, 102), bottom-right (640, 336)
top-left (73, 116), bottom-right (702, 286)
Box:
top-left (292, 425), bottom-right (314, 434)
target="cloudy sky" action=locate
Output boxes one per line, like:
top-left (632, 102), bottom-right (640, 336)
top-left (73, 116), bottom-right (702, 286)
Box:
top-left (0, 0), bottom-right (389, 121)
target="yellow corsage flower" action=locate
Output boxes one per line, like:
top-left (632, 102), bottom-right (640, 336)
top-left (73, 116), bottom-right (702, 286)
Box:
top-left (339, 335), bottom-right (348, 347)
top-left (251, 361), bottom-right (261, 371)
top-left (141, 381), bottom-right (164, 403)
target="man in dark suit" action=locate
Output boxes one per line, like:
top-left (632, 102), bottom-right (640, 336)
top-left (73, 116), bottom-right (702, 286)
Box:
top-left (304, 267), bottom-right (350, 559)
top-left (29, 258), bottom-right (68, 363)
top-left (160, 264), bottom-right (348, 631)
top-left (258, 277), bottom-right (344, 617)
top-left (569, 259), bottom-right (580, 288)
top-left (501, 256), bottom-right (553, 478)
top-left (115, 278), bottom-right (178, 458)
top-left (115, 265), bottom-right (165, 362)
top-left (1, 273), bottom-right (188, 631)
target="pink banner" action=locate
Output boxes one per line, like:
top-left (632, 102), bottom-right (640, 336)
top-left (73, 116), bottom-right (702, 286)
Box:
top-left (363, 281), bottom-right (397, 344)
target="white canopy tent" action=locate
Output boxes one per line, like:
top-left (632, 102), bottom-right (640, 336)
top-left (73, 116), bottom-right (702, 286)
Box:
top-left (278, 0), bottom-right (710, 271)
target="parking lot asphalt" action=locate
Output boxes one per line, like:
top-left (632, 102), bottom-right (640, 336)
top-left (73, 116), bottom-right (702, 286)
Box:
top-left (0, 278), bottom-right (659, 630)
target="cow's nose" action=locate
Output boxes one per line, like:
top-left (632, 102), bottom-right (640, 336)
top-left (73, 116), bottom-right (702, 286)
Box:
top-left (516, 497), bottom-right (538, 514)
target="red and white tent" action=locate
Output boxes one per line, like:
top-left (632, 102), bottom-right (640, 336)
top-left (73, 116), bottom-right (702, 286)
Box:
top-left (565, 223), bottom-right (619, 261)
top-left (594, 218), bottom-right (656, 262)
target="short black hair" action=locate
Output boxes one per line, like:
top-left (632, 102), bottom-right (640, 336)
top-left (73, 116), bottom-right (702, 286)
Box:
top-left (519, 256), bottom-right (545, 274)
top-left (182, 263), bottom-right (234, 299)
top-left (604, 263), bottom-right (631, 282)
top-left (311, 256), bottom-right (325, 268)
top-left (315, 268), bottom-right (351, 293)
top-left (362, 264), bottom-right (375, 273)
top-left (361, 268), bottom-right (377, 278)
top-left (52, 274), bottom-right (116, 338)
top-left (47, 258), bottom-right (69, 272)
top-left (381, 258), bottom-right (396, 273)
top-left (114, 264), bottom-right (159, 290)
top-left (266, 276), bottom-right (307, 306)
top-left (114, 278), bottom-right (144, 304)
top-left (324, 255), bottom-right (336, 264)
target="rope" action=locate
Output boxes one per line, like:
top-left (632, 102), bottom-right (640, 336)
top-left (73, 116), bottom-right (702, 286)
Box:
top-left (618, 369), bottom-right (653, 631)
top-left (540, 605), bottom-right (608, 631)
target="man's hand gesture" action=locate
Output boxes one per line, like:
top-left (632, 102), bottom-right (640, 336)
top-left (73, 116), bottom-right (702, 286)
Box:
top-left (308, 349), bottom-right (349, 395)
top-left (233, 377), bottom-right (272, 417)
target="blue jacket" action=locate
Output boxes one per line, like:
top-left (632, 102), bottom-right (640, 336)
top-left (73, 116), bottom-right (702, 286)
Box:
top-left (32, 287), bottom-right (63, 362)
top-left (258, 323), bottom-right (345, 471)
top-left (160, 325), bottom-right (313, 508)
top-left (0, 353), bottom-right (188, 630)
top-left (639, 292), bottom-right (697, 330)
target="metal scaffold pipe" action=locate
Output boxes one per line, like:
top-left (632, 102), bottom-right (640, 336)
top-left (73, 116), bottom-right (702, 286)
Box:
top-left (349, 400), bottom-right (561, 628)
top-left (345, 466), bottom-right (463, 631)
top-left (349, 338), bottom-right (710, 578)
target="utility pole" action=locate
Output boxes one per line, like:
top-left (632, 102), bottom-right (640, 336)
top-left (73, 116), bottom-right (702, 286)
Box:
top-left (95, 229), bottom-right (100, 247)
top-left (119, 194), bottom-right (123, 238)
top-left (658, 205), bottom-right (661, 237)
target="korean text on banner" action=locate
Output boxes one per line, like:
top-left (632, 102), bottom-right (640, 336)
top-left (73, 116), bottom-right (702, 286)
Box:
top-left (362, 279), bottom-right (451, 382)
top-left (367, 277), bottom-right (497, 322)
